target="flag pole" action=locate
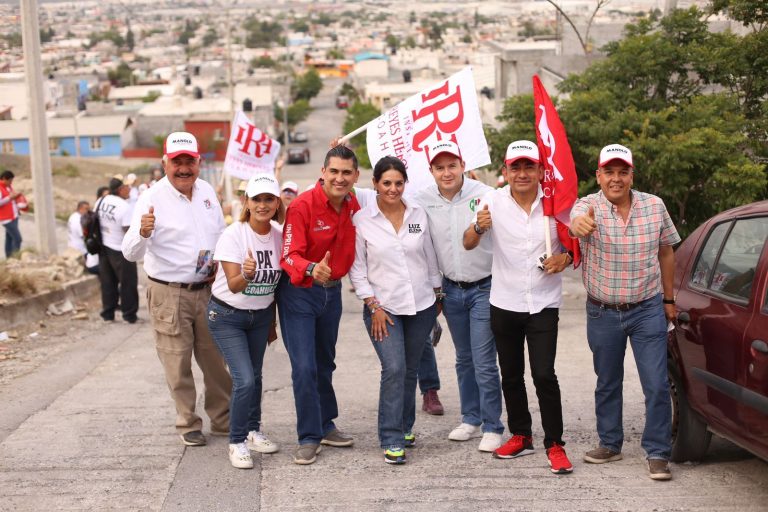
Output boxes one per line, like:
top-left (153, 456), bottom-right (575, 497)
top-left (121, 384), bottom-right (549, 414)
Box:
top-left (339, 122), bottom-right (371, 144)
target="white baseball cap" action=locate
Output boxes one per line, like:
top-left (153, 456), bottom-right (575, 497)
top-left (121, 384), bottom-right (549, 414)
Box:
top-left (245, 173), bottom-right (280, 198)
top-left (427, 140), bottom-right (462, 164)
top-left (164, 132), bottom-right (200, 159)
top-left (124, 173), bottom-right (137, 186)
top-left (599, 144), bottom-right (633, 168)
top-left (504, 140), bottom-right (540, 165)
top-left (281, 181), bottom-right (299, 194)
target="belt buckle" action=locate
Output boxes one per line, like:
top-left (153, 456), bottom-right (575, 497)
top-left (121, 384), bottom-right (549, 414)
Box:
top-left (322, 280), bottom-right (340, 288)
top-left (169, 282), bottom-right (183, 288)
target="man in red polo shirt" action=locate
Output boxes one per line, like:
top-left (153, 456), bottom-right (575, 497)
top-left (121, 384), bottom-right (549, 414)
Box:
top-left (279, 145), bottom-right (361, 465)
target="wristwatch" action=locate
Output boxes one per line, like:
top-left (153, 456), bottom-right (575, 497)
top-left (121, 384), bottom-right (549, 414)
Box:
top-left (305, 262), bottom-right (316, 277)
top-left (474, 222), bottom-right (486, 235)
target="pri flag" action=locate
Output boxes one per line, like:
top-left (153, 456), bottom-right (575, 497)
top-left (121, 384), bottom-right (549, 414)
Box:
top-left (223, 111), bottom-right (281, 180)
top-left (532, 75), bottom-right (581, 266)
top-left (366, 67), bottom-right (490, 192)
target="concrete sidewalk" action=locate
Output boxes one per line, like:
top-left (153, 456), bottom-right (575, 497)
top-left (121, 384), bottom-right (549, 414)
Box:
top-left (1, 271), bottom-right (767, 511)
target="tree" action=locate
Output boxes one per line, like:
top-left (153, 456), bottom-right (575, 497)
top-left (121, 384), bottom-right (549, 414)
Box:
top-left (385, 34), bottom-right (399, 53)
top-left (291, 68), bottom-right (323, 101)
top-left (404, 36), bottom-right (416, 49)
top-left (342, 101), bottom-right (381, 169)
top-left (244, 18), bottom-right (283, 48)
top-left (544, 0), bottom-right (612, 54)
top-left (202, 28), bottom-right (217, 47)
top-left (327, 47), bottom-right (344, 60)
top-left (339, 82), bottom-right (360, 103)
top-left (291, 19), bottom-right (310, 33)
top-left (250, 55), bottom-right (277, 68)
top-left (107, 61), bottom-right (134, 87)
top-left (125, 22), bottom-right (135, 51)
top-left (486, 7), bottom-right (767, 237)
top-left (274, 99), bottom-right (312, 129)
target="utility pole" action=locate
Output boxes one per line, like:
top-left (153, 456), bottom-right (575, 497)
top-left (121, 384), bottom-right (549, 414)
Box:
top-left (20, 0), bottom-right (57, 256)
top-left (223, 6), bottom-right (234, 203)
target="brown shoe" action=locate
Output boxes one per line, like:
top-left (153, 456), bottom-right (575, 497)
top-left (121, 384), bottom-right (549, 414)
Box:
top-left (583, 446), bottom-right (622, 464)
top-left (648, 459), bottom-right (672, 480)
top-left (320, 428), bottom-right (354, 447)
top-left (179, 430), bottom-right (207, 446)
top-left (422, 389), bottom-right (444, 415)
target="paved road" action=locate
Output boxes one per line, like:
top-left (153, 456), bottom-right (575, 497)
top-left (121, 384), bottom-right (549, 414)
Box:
top-left (2, 81), bottom-right (768, 511)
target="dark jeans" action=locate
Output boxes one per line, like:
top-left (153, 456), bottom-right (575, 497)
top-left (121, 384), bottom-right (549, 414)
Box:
top-left (99, 246), bottom-right (139, 322)
top-left (491, 306), bottom-right (564, 447)
top-left (364, 303), bottom-right (437, 448)
top-left (206, 299), bottom-right (272, 444)
top-left (277, 274), bottom-right (343, 445)
top-left (3, 217), bottom-right (22, 258)
top-left (417, 338), bottom-right (440, 394)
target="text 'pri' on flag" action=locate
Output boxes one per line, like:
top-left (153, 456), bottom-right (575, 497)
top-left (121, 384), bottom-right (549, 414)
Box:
top-left (223, 110), bottom-right (281, 180)
top-left (365, 66), bottom-right (490, 193)
top-left (533, 75), bottom-right (581, 266)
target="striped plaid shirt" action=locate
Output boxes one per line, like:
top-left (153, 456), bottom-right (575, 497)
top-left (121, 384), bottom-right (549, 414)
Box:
top-left (571, 190), bottom-right (680, 305)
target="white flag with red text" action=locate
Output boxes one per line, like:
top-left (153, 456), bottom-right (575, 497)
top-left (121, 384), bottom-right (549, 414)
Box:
top-left (223, 111), bottom-right (281, 180)
top-left (365, 67), bottom-right (490, 192)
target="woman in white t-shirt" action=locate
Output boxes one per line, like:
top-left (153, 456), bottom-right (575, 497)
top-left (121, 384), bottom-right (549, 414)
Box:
top-left (207, 173), bottom-right (285, 469)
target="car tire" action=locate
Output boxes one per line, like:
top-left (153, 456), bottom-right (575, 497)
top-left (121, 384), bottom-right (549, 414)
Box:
top-left (669, 360), bottom-right (711, 462)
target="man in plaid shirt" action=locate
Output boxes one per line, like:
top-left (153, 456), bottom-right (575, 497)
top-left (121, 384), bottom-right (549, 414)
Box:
top-left (570, 143), bottom-right (680, 481)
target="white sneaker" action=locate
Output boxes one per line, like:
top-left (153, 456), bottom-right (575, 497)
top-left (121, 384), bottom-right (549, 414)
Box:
top-left (478, 432), bottom-right (503, 452)
top-left (247, 430), bottom-right (279, 454)
top-left (448, 423), bottom-right (482, 441)
top-left (228, 442), bottom-right (254, 469)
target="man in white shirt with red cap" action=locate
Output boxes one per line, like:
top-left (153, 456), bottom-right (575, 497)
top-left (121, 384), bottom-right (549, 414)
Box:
top-left (463, 140), bottom-right (574, 474)
top-left (123, 132), bottom-right (232, 447)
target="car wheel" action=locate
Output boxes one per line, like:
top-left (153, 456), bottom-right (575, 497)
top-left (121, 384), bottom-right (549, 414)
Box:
top-left (669, 361), bottom-right (711, 462)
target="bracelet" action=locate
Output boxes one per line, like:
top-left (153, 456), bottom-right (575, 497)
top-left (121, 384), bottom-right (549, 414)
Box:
top-left (366, 298), bottom-right (381, 314)
top-left (473, 222), bottom-right (486, 235)
top-left (662, 298), bottom-right (675, 305)
top-left (242, 271), bottom-right (255, 282)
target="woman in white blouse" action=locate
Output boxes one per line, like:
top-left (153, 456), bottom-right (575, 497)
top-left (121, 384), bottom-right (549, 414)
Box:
top-left (206, 174), bottom-right (285, 469)
top-left (349, 156), bottom-right (443, 465)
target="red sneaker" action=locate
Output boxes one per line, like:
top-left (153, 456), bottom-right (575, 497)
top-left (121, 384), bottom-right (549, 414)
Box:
top-left (546, 443), bottom-right (574, 474)
top-left (421, 389), bottom-right (444, 415)
top-left (492, 435), bottom-right (534, 459)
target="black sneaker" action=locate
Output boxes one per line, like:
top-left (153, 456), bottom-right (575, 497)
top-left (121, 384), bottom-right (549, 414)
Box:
top-left (384, 447), bottom-right (406, 464)
top-left (180, 430), bottom-right (207, 446)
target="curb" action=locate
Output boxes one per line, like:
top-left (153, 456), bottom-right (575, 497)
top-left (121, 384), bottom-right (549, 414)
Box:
top-left (0, 275), bottom-right (99, 331)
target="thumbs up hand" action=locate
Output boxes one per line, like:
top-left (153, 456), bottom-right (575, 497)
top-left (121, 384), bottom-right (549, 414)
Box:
top-left (312, 251), bottom-right (333, 283)
top-left (242, 248), bottom-right (257, 279)
top-left (571, 204), bottom-right (598, 237)
top-left (476, 203), bottom-right (492, 231)
top-left (140, 206), bottom-right (156, 238)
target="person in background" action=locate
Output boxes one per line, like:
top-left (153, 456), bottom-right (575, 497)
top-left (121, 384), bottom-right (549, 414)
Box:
top-left (0, 170), bottom-right (22, 258)
top-left (207, 173), bottom-right (285, 469)
top-left (125, 173), bottom-right (139, 206)
top-left (122, 132), bottom-right (232, 447)
top-left (463, 140), bottom-right (573, 474)
top-left (98, 177), bottom-right (138, 323)
top-left (569, 143), bottom-right (680, 481)
top-left (349, 156), bottom-right (441, 465)
top-left (67, 200), bottom-right (98, 274)
top-left (280, 181), bottom-right (299, 209)
top-left (278, 145), bottom-right (360, 465)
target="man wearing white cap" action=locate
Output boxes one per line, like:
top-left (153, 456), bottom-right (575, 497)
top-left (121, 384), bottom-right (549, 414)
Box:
top-left (124, 173), bottom-right (139, 206)
top-left (570, 143), bottom-right (680, 481)
top-left (463, 140), bottom-right (574, 474)
top-left (280, 181), bottom-right (299, 210)
top-left (122, 132), bottom-right (232, 447)
top-left (412, 139), bottom-right (504, 452)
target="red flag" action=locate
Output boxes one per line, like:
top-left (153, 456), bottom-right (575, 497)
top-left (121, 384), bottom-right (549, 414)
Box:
top-left (533, 75), bottom-right (581, 267)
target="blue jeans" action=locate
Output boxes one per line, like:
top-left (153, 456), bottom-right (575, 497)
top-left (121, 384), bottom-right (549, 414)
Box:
top-left (277, 275), bottom-right (343, 445)
top-left (417, 337), bottom-right (440, 393)
top-left (206, 299), bottom-right (272, 444)
top-left (4, 217), bottom-right (22, 258)
top-left (586, 293), bottom-right (671, 459)
top-left (442, 278), bottom-right (504, 434)
top-left (364, 303), bottom-right (437, 448)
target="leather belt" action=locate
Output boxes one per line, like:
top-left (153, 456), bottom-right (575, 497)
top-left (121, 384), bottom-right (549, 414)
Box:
top-left (315, 279), bottom-right (341, 288)
top-left (148, 276), bottom-right (210, 290)
top-left (587, 295), bottom-right (641, 312)
top-left (444, 275), bottom-right (491, 290)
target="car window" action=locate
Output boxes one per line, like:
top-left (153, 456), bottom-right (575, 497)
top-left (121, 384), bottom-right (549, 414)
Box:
top-left (691, 221), bottom-right (731, 288)
top-left (710, 217), bottom-right (767, 300)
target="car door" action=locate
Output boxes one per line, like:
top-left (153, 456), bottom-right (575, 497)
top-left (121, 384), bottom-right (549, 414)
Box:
top-left (676, 216), bottom-right (767, 440)
top-left (742, 244), bottom-right (768, 459)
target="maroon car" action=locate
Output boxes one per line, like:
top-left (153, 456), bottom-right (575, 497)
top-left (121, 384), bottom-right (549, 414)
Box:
top-left (668, 200), bottom-right (768, 462)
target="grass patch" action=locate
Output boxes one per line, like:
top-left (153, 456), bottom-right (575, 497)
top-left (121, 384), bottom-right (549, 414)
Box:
top-left (53, 164), bottom-right (80, 177)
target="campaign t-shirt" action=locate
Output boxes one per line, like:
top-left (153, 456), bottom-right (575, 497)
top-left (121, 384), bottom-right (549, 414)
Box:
top-left (211, 221), bottom-right (282, 310)
top-left (98, 194), bottom-right (132, 251)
